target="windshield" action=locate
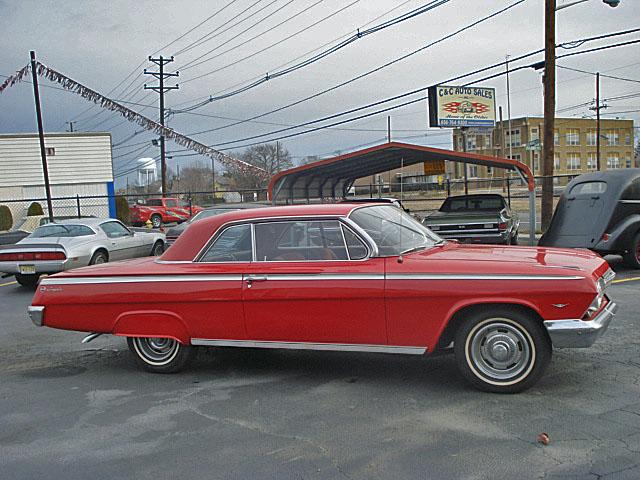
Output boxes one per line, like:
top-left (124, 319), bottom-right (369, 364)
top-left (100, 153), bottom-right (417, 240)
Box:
top-left (349, 205), bottom-right (442, 256)
top-left (440, 195), bottom-right (505, 212)
top-left (30, 224), bottom-right (95, 238)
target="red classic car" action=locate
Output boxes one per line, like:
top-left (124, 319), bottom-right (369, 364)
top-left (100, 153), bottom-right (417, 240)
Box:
top-left (130, 197), bottom-right (203, 228)
top-left (29, 203), bottom-right (616, 393)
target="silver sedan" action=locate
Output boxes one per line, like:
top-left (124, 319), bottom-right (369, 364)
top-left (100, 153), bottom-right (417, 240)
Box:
top-left (0, 218), bottom-right (165, 287)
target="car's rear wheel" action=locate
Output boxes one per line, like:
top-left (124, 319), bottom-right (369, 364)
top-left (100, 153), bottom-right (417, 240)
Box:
top-left (151, 241), bottom-right (164, 256)
top-left (150, 214), bottom-right (162, 229)
top-left (127, 337), bottom-right (195, 373)
top-left (15, 273), bottom-right (40, 288)
top-left (622, 231), bottom-right (640, 269)
top-left (89, 250), bottom-right (108, 265)
top-left (454, 307), bottom-right (551, 393)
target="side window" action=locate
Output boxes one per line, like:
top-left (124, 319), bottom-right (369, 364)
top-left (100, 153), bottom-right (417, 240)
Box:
top-left (255, 220), bottom-right (348, 261)
top-left (101, 221), bottom-right (131, 238)
top-left (342, 226), bottom-right (368, 260)
top-left (165, 199), bottom-right (177, 207)
top-left (200, 224), bottom-right (252, 262)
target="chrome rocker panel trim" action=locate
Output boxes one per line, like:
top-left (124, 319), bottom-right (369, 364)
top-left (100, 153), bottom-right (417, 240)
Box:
top-left (544, 301), bottom-right (617, 348)
top-left (191, 338), bottom-right (427, 355)
top-left (28, 306), bottom-right (44, 326)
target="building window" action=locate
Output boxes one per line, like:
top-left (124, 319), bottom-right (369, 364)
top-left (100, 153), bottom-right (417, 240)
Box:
top-left (468, 165), bottom-right (478, 178)
top-left (531, 128), bottom-right (539, 141)
top-left (554, 154), bottom-right (560, 170)
top-left (554, 130), bottom-right (559, 146)
top-left (507, 154), bottom-right (521, 161)
top-left (626, 156), bottom-right (632, 168)
top-left (607, 153), bottom-right (620, 169)
top-left (587, 153), bottom-right (597, 170)
top-left (506, 129), bottom-right (521, 148)
top-left (534, 153), bottom-right (540, 172)
top-left (566, 129), bottom-right (580, 146)
top-left (625, 133), bottom-right (632, 146)
top-left (606, 129), bottom-right (620, 146)
top-left (466, 135), bottom-right (477, 151)
top-left (45, 147), bottom-right (55, 156)
top-left (487, 166), bottom-right (493, 174)
top-left (587, 129), bottom-right (597, 146)
top-left (567, 153), bottom-right (581, 171)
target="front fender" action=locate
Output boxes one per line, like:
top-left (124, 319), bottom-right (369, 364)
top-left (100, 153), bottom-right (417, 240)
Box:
top-left (112, 310), bottom-right (190, 344)
top-left (595, 214), bottom-right (640, 252)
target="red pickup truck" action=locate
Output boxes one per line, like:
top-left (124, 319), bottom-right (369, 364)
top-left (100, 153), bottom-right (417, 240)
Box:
top-left (130, 197), bottom-right (202, 228)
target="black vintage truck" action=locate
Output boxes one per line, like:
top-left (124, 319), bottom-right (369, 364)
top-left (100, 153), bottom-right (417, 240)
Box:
top-left (422, 194), bottom-right (519, 245)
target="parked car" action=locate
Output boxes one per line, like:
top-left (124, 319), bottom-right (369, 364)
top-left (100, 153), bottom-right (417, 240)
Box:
top-left (29, 204), bottom-right (615, 393)
top-left (165, 204), bottom-right (267, 247)
top-left (540, 169), bottom-right (640, 268)
top-left (0, 218), bottom-right (165, 287)
top-left (423, 194), bottom-right (519, 245)
top-left (130, 197), bottom-right (203, 228)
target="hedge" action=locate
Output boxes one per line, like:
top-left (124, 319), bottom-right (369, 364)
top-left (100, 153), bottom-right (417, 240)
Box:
top-left (27, 202), bottom-right (44, 216)
top-left (0, 205), bottom-right (13, 231)
top-left (115, 196), bottom-right (130, 224)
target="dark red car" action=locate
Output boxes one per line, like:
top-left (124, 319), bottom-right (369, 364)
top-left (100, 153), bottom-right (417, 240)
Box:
top-left (29, 203), bottom-right (616, 392)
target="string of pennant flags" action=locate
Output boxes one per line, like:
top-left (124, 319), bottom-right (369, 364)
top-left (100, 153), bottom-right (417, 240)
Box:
top-left (0, 61), bottom-right (268, 177)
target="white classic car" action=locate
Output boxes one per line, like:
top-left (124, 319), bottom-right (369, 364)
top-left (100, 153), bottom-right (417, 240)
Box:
top-left (0, 218), bottom-right (165, 287)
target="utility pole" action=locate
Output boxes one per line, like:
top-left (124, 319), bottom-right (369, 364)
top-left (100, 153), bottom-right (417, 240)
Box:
top-left (211, 157), bottom-right (216, 201)
top-left (541, 0), bottom-right (556, 232)
top-left (144, 56), bottom-right (178, 197)
top-left (462, 127), bottom-right (468, 195)
top-left (506, 55), bottom-right (513, 161)
top-left (589, 72), bottom-right (608, 170)
top-left (387, 116), bottom-right (391, 142)
top-left (275, 141), bottom-right (280, 172)
top-left (29, 51), bottom-right (54, 223)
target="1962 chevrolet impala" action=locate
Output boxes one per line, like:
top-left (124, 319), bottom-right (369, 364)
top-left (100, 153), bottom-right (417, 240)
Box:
top-left (29, 204), bottom-right (616, 393)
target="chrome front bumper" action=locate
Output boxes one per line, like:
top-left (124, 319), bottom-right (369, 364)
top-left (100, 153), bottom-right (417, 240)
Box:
top-left (28, 306), bottom-right (44, 326)
top-left (544, 301), bottom-right (617, 348)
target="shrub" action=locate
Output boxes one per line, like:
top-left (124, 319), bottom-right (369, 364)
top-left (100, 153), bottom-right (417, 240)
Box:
top-left (115, 196), bottom-right (130, 224)
top-left (27, 202), bottom-right (44, 216)
top-left (0, 205), bottom-right (13, 231)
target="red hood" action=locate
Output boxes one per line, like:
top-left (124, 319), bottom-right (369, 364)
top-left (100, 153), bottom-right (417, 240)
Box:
top-left (402, 243), bottom-right (608, 279)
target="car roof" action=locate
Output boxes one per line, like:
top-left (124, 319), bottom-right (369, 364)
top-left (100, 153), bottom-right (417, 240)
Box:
top-left (201, 203), bottom-right (269, 211)
top-left (444, 193), bottom-right (505, 200)
top-left (42, 218), bottom-right (117, 227)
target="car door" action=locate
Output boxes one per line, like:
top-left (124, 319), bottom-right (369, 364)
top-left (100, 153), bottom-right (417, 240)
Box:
top-left (100, 221), bottom-right (143, 260)
top-left (163, 198), bottom-right (186, 223)
top-left (242, 218), bottom-right (387, 346)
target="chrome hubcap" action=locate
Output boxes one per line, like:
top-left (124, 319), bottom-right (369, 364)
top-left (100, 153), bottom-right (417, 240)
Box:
top-left (469, 321), bottom-right (532, 381)
top-left (134, 337), bottom-right (179, 365)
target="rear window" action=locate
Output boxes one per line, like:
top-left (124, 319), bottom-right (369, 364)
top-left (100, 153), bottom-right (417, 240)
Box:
top-left (30, 224), bottom-right (94, 238)
top-left (440, 196), bottom-right (505, 212)
top-left (570, 181), bottom-right (607, 195)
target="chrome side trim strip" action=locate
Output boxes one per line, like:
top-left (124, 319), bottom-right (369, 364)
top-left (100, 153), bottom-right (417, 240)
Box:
top-left (191, 338), bottom-right (427, 355)
top-left (386, 274), bottom-right (583, 281)
top-left (257, 274), bottom-right (383, 281)
top-left (40, 274), bottom-right (243, 285)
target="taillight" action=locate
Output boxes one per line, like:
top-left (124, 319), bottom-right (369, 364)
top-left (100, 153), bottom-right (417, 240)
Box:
top-left (602, 233), bottom-right (610, 242)
top-left (498, 222), bottom-right (508, 231)
top-left (0, 251), bottom-right (66, 261)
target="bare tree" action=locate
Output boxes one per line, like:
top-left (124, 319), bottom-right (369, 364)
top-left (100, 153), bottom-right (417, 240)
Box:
top-left (226, 143), bottom-right (293, 190)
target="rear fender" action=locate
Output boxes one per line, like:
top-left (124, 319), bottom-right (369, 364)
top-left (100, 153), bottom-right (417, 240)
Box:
top-left (595, 214), bottom-right (640, 252)
top-left (112, 310), bottom-right (190, 344)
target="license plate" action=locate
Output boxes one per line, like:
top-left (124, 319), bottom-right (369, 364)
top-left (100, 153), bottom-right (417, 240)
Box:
top-left (19, 265), bottom-right (36, 274)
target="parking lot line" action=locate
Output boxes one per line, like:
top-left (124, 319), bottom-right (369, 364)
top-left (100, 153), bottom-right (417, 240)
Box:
top-left (0, 280), bottom-right (17, 287)
top-left (612, 277), bottom-right (640, 284)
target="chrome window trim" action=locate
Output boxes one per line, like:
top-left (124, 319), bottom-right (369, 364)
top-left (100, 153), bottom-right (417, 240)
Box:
top-left (195, 214), bottom-right (376, 264)
top-left (386, 273), bottom-right (584, 281)
top-left (339, 223), bottom-right (351, 261)
top-left (190, 338), bottom-right (426, 355)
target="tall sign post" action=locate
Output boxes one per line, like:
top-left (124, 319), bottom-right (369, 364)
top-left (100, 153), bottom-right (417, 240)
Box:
top-left (29, 51), bottom-right (54, 223)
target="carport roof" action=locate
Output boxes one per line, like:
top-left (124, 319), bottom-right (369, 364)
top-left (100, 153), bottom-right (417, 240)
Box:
top-left (267, 141), bottom-right (534, 203)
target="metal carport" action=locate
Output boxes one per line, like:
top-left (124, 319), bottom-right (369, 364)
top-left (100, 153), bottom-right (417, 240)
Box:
top-left (267, 141), bottom-right (537, 245)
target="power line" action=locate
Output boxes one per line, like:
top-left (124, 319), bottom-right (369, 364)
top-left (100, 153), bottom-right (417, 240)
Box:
top-left (557, 64), bottom-right (640, 84)
top-left (182, 0), bottom-right (528, 136)
top-left (181, 0), bottom-right (451, 100)
top-left (210, 35), bottom-right (640, 151)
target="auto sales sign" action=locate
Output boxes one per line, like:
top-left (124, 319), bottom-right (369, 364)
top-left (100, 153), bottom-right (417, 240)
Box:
top-left (428, 85), bottom-right (496, 128)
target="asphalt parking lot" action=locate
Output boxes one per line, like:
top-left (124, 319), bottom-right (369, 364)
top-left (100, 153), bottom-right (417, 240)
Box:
top-left (1, 260), bottom-right (640, 480)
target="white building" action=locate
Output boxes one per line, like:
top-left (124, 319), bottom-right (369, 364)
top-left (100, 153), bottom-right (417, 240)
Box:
top-left (0, 132), bottom-right (114, 221)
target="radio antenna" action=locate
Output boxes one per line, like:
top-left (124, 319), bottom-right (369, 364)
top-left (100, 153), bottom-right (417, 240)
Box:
top-left (398, 156), bottom-right (405, 263)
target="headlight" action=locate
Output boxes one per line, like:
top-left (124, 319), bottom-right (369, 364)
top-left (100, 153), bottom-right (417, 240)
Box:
top-left (584, 269), bottom-right (614, 318)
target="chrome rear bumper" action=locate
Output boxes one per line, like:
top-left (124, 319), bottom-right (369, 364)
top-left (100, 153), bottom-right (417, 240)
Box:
top-left (544, 301), bottom-right (617, 348)
top-left (28, 306), bottom-right (44, 326)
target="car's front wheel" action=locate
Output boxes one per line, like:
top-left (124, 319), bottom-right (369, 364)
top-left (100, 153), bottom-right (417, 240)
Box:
top-left (454, 307), bottom-right (551, 393)
top-left (150, 214), bottom-right (162, 229)
top-left (127, 337), bottom-right (195, 373)
top-left (15, 273), bottom-right (40, 288)
top-left (622, 231), bottom-right (640, 269)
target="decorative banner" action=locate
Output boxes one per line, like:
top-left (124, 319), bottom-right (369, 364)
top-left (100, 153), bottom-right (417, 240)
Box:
top-left (428, 85), bottom-right (496, 128)
top-left (0, 62), bottom-right (267, 177)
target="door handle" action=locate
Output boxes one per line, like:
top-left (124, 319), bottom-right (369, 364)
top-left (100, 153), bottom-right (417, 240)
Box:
top-left (245, 276), bottom-right (268, 288)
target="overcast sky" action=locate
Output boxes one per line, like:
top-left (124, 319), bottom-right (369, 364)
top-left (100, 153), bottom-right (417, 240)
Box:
top-left (1, 0), bottom-right (638, 187)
